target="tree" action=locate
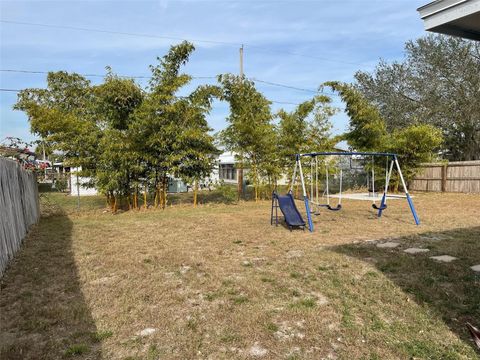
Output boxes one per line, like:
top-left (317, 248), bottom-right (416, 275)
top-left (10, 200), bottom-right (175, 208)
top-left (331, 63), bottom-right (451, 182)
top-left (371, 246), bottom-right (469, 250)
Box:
top-left (131, 41), bottom-right (220, 208)
top-left (217, 75), bottom-right (274, 201)
top-left (276, 95), bottom-right (338, 186)
top-left (355, 34), bottom-right (480, 161)
top-left (326, 82), bottom-right (443, 186)
top-left (14, 71), bottom-right (101, 174)
top-left (324, 81), bottom-right (387, 151)
top-left (93, 71), bottom-right (144, 210)
top-left (387, 124), bottom-right (443, 183)
top-left (171, 85), bottom-right (221, 207)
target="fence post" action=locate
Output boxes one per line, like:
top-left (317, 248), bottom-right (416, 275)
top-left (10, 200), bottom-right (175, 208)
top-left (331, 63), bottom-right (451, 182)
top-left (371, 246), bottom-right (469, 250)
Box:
top-left (441, 164), bottom-right (447, 192)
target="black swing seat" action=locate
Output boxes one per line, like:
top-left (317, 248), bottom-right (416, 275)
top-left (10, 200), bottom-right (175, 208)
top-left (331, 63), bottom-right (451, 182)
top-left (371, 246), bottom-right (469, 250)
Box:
top-left (372, 203), bottom-right (387, 210)
top-left (326, 204), bottom-right (342, 211)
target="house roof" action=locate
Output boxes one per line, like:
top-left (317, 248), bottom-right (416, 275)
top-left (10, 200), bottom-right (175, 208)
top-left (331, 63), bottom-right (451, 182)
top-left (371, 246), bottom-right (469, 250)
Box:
top-left (417, 0), bottom-right (480, 41)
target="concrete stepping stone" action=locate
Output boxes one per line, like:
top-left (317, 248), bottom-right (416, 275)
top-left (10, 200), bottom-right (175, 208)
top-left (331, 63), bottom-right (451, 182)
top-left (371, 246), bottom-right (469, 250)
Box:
top-left (404, 248), bottom-right (430, 254)
top-left (249, 342), bottom-right (268, 357)
top-left (471, 264), bottom-right (480, 272)
top-left (286, 250), bottom-right (304, 258)
top-left (137, 328), bottom-right (156, 337)
top-left (430, 255), bottom-right (457, 263)
top-left (376, 242), bottom-right (400, 249)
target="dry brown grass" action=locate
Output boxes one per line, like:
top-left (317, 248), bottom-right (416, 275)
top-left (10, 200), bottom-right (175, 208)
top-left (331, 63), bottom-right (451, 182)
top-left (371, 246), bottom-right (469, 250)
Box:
top-left (1, 192), bottom-right (480, 359)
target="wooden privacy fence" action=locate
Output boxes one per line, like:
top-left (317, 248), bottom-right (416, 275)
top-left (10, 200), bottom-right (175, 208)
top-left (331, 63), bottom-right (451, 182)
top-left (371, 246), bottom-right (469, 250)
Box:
top-left (411, 160), bottom-right (480, 193)
top-left (0, 157), bottom-right (40, 277)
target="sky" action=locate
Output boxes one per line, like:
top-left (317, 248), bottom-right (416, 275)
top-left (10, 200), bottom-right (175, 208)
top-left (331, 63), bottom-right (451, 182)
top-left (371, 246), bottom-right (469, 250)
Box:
top-left (0, 0), bottom-right (427, 145)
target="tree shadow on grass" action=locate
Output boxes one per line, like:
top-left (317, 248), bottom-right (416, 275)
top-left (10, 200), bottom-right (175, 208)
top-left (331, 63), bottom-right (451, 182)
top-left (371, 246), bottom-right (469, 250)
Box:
top-left (332, 226), bottom-right (480, 355)
top-left (0, 209), bottom-right (102, 359)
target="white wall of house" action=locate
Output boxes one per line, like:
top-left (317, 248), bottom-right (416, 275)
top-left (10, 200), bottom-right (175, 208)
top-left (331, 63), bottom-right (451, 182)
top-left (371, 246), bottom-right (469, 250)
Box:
top-left (211, 151), bottom-right (292, 186)
top-left (70, 168), bottom-right (98, 196)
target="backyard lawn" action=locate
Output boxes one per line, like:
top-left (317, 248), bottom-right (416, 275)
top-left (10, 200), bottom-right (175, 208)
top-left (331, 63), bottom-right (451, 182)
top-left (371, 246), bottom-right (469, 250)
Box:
top-left (1, 192), bottom-right (480, 359)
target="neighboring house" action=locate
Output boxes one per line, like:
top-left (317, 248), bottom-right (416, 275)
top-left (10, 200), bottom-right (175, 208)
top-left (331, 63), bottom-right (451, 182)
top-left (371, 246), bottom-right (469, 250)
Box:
top-left (418, 0), bottom-right (480, 40)
top-left (0, 146), bottom-right (37, 169)
top-left (69, 167), bottom-right (189, 196)
top-left (70, 167), bottom-right (98, 196)
top-left (209, 151), bottom-right (238, 185)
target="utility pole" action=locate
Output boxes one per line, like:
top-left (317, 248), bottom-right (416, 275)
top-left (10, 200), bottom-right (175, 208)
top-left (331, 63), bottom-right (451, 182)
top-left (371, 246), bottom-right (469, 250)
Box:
top-left (237, 45), bottom-right (244, 200)
top-left (239, 44), bottom-right (244, 78)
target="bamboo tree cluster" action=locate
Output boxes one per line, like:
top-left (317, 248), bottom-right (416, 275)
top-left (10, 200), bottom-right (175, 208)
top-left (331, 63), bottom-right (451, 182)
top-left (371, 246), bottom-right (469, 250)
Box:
top-left (15, 42), bottom-right (220, 211)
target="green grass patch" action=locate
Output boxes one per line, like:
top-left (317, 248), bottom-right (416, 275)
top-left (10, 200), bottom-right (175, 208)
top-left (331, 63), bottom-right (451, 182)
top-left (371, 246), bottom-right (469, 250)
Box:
top-left (65, 344), bottom-right (89, 356)
top-left (90, 330), bottom-right (113, 342)
top-left (231, 295), bottom-right (249, 304)
top-left (265, 322), bottom-right (279, 332)
top-left (290, 297), bottom-right (316, 309)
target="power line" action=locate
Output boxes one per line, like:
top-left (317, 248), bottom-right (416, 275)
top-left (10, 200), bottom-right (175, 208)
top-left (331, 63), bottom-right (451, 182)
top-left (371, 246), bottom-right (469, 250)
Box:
top-left (0, 69), bottom-right (216, 80)
top-left (0, 19), bottom-right (367, 67)
top-left (252, 78), bottom-right (317, 93)
top-left (0, 20), bottom-right (241, 47)
top-left (1, 69), bottom-right (340, 97)
top-left (0, 88), bottom-right (302, 106)
top-left (269, 100), bottom-right (302, 106)
top-left (252, 78), bottom-right (337, 96)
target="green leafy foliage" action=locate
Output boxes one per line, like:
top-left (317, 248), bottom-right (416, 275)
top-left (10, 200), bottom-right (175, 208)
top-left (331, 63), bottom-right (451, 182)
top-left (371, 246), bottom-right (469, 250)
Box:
top-left (355, 34), bottom-right (480, 161)
top-left (217, 75), bottom-right (275, 200)
top-left (15, 42), bottom-right (220, 210)
top-left (387, 124), bottom-right (443, 182)
top-left (325, 82), bottom-right (443, 184)
top-left (276, 95), bottom-right (338, 184)
top-left (324, 81), bottom-right (386, 151)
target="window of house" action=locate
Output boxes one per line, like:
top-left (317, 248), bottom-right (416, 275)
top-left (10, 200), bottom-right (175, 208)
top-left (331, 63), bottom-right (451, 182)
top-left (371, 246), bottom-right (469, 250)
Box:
top-left (219, 164), bottom-right (236, 180)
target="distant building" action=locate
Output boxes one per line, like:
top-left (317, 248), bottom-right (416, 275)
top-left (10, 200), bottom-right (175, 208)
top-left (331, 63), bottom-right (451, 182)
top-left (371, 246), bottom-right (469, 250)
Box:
top-left (70, 167), bottom-right (98, 196)
top-left (0, 145), bottom-right (36, 169)
top-left (209, 151), bottom-right (238, 185)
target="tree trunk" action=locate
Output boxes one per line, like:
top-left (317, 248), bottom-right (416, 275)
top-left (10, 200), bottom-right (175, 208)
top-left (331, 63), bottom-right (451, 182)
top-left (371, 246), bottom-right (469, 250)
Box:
top-left (133, 188), bottom-right (138, 209)
top-left (237, 155), bottom-right (243, 201)
top-left (251, 155), bottom-right (259, 202)
top-left (163, 176), bottom-right (168, 209)
top-left (193, 180), bottom-right (198, 207)
top-left (144, 183), bottom-right (148, 209)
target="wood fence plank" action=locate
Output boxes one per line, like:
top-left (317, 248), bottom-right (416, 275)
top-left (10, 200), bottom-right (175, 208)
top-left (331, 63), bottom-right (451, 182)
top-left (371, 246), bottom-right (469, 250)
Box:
top-left (411, 160), bottom-right (480, 193)
top-left (0, 158), bottom-right (40, 276)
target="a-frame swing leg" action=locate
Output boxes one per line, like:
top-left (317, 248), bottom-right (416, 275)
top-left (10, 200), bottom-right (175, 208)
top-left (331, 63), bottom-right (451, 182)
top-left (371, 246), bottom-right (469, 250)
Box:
top-left (394, 155), bottom-right (420, 225)
top-left (297, 155), bottom-right (314, 232)
top-left (377, 159), bottom-right (395, 218)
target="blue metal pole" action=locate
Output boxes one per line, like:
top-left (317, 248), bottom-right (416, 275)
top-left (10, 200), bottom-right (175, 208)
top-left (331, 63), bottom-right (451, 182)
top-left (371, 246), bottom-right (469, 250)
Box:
top-left (304, 196), bottom-right (313, 232)
top-left (406, 193), bottom-right (420, 225)
top-left (297, 155), bottom-right (314, 232)
top-left (394, 155), bottom-right (420, 225)
top-left (377, 193), bottom-right (386, 218)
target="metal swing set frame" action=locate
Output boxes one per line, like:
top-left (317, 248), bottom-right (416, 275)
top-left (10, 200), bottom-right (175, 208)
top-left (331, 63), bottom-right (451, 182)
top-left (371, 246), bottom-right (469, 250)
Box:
top-left (290, 151), bottom-right (420, 232)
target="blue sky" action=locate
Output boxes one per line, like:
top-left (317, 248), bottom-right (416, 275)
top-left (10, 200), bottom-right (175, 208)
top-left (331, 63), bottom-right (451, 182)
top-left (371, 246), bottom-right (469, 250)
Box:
top-left (0, 0), bottom-right (427, 144)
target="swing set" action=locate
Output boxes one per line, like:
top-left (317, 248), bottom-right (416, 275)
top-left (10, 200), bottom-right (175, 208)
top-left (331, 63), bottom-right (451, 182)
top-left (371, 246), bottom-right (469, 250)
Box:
top-left (271, 151), bottom-right (420, 232)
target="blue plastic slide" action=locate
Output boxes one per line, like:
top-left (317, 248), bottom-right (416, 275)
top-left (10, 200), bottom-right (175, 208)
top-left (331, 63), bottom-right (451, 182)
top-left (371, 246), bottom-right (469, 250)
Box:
top-left (276, 192), bottom-right (306, 230)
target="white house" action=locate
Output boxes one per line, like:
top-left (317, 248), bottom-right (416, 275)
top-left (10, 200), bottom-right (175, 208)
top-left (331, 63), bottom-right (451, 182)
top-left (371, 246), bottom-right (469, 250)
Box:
top-left (70, 167), bottom-right (99, 196)
top-left (209, 151), bottom-right (238, 185)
